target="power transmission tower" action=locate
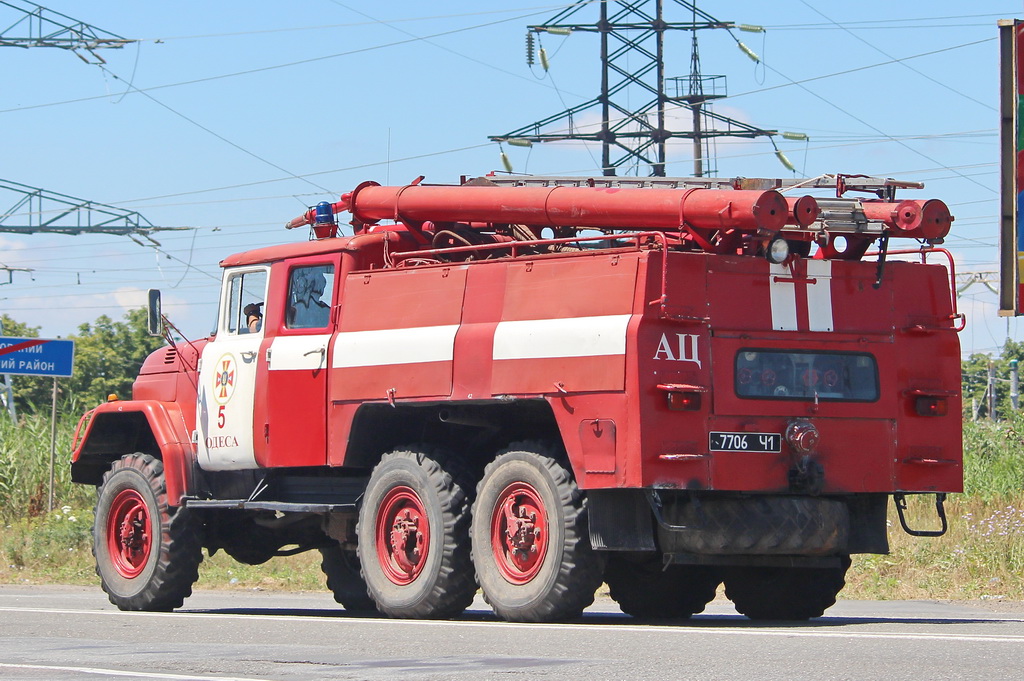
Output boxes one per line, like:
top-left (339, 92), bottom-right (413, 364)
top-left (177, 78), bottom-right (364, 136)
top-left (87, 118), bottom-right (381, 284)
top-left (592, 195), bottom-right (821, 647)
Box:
top-left (0, 179), bottom-right (187, 237)
top-left (490, 0), bottom-right (776, 177)
top-left (956, 271), bottom-right (999, 296)
top-left (1, 5), bottom-right (179, 247)
top-left (0, 0), bottom-right (133, 63)
top-left (0, 263), bottom-right (32, 284)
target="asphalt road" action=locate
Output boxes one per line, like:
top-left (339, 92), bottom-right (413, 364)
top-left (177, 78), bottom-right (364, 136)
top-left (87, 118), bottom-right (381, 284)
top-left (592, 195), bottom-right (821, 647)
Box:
top-left (1, 585), bottom-right (1022, 681)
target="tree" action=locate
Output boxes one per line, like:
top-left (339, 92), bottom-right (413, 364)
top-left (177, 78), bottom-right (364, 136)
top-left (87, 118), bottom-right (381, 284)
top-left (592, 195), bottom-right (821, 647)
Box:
top-left (961, 339), bottom-right (1024, 420)
top-left (0, 309), bottom-right (164, 414)
top-left (67, 309), bottom-right (165, 407)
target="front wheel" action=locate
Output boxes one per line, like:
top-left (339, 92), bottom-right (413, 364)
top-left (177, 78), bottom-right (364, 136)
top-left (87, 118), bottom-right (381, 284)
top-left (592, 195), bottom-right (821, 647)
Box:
top-left (471, 442), bottom-right (604, 622)
top-left (93, 453), bottom-right (203, 611)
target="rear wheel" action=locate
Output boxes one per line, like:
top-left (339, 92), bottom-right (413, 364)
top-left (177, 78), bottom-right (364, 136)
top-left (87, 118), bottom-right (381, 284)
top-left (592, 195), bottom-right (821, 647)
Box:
top-left (356, 447), bottom-right (476, 619)
top-left (214, 515), bottom-right (283, 566)
top-left (320, 545), bottom-right (376, 612)
top-left (93, 453), bottom-right (203, 611)
top-left (471, 442), bottom-right (604, 622)
top-left (605, 555), bottom-right (720, 619)
top-left (724, 556), bottom-right (851, 620)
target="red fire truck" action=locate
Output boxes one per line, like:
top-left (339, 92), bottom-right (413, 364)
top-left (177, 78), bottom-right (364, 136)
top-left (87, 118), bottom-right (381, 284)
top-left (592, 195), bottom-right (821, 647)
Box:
top-left (70, 173), bottom-right (962, 622)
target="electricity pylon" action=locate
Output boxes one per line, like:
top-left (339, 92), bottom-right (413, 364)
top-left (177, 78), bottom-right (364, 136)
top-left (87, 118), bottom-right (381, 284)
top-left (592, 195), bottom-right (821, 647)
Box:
top-left (0, 0), bottom-right (133, 63)
top-left (0, 179), bottom-right (186, 237)
top-left (490, 0), bottom-right (776, 177)
top-left (1, 5), bottom-right (180, 242)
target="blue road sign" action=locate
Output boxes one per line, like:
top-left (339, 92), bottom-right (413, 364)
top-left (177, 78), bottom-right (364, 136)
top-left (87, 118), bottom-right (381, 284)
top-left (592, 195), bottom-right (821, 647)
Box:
top-left (0, 337), bottom-right (75, 377)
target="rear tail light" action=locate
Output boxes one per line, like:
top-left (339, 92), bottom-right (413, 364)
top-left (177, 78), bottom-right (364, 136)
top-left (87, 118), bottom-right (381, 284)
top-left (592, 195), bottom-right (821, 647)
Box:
top-left (667, 391), bottom-right (702, 411)
top-left (657, 383), bottom-right (706, 412)
top-left (905, 389), bottom-right (953, 417)
top-left (915, 395), bottom-right (948, 416)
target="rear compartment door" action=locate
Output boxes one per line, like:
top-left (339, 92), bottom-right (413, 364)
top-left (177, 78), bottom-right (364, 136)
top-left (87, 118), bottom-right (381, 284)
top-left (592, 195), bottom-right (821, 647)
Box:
top-left (704, 257), bottom-right (899, 492)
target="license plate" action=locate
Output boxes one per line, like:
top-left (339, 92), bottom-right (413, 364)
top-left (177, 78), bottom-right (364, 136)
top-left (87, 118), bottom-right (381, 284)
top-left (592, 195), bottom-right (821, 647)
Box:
top-left (709, 431), bottom-right (782, 453)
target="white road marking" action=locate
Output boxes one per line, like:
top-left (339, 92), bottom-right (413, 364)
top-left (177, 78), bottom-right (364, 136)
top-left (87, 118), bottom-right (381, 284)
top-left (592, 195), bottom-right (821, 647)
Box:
top-left (0, 661), bottom-right (270, 681)
top-left (1, 606), bottom-right (1022, 644)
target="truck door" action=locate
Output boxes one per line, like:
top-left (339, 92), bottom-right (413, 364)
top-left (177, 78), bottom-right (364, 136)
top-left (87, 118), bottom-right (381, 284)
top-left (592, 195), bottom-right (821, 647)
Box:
top-left (197, 267), bottom-right (268, 470)
top-left (260, 258), bottom-right (337, 467)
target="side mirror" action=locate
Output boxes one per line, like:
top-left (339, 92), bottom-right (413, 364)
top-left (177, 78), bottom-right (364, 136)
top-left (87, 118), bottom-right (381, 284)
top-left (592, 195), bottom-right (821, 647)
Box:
top-left (147, 289), bottom-right (164, 337)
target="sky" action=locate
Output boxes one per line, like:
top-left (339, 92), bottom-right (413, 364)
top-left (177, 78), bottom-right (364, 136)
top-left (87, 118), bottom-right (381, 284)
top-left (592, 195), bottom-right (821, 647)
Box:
top-left (0, 1), bottom-right (1018, 357)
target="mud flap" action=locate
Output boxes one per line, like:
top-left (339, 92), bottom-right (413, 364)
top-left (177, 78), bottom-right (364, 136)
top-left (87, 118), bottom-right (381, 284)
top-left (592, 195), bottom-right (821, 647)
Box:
top-left (587, 489), bottom-right (656, 551)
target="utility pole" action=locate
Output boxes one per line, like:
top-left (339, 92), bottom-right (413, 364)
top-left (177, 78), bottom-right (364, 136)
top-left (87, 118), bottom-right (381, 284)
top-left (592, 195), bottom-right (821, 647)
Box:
top-left (988, 361), bottom-right (998, 421)
top-left (1011, 358), bottom-right (1019, 411)
top-left (0, 318), bottom-right (15, 420)
top-left (490, 0), bottom-right (777, 177)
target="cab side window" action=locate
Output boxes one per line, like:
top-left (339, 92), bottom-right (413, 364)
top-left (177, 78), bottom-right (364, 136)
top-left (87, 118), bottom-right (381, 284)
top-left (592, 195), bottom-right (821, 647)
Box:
top-left (286, 265), bottom-right (334, 329)
top-left (225, 270), bottom-right (268, 335)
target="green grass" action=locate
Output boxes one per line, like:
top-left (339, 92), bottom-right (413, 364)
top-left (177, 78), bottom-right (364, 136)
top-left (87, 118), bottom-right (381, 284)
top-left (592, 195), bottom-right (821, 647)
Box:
top-left (847, 495), bottom-right (1024, 600)
top-left (0, 411), bottom-right (92, 521)
top-left (2, 412), bottom-right (1023, 600)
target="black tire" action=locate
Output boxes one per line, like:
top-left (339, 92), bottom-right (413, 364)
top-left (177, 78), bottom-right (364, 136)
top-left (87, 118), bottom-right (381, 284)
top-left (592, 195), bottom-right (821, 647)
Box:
top-left (471, 442), bottom-right (604, 623)
top-left (223, 543), bottom-right (277, 566)
top-left (221, 521), bottom-right (282, 566)
top-left (320, 545), bottom-right (377, 612)
top-left (93, 453), bottom-right (203, 611)
top-left (605, 555), bottom-right (720, 619)
top-left (356, 447), bottom-right (477, 619)
top-left (724, 556), bottom-right (851, 620)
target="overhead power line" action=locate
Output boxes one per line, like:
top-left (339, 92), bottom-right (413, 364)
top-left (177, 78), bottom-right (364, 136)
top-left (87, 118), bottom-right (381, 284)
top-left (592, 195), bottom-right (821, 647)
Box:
top-left (0, 4), bottom-right (173, 242)
top-left (797, 1), bottom-right (994, 112)
top-left (0, 9), bottom-right (556, 116)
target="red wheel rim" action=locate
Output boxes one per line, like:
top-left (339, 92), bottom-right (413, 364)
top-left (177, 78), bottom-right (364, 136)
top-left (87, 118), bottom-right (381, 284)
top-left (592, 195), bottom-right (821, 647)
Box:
top-left (375, 485), bottom-right (430, 585)
top-left (490, 482), bottom-right (548, 585)
top-left (106, 488), bottom-right (152, 579)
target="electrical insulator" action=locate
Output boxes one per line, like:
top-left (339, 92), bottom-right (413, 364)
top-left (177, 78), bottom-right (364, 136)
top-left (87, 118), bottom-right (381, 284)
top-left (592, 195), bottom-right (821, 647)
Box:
top-left (539, 47), bottom-right (550, 72)
top-left (544, 27), bottom-right (572, 36)
top-left (775, 150), bottom-right (796, 172)
top-left (738, 24), bottom-right (765, 33)
top-left (737, 41), bottom-right (760, 63)
top-left (507, 138), bottom-right (533, 148)
top-left (526, 32), bottom-right (535, 66)
top-left (501, 151), bottom-right (513, 173)
top-left (782, 131), bottom-right (808, 141)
